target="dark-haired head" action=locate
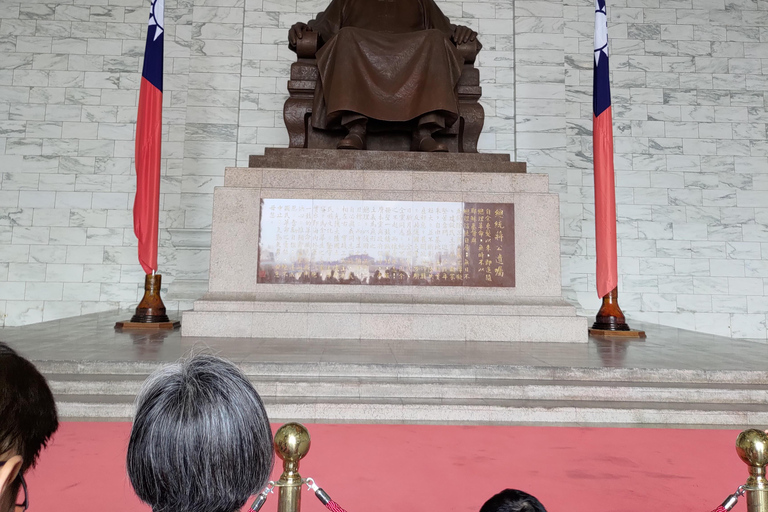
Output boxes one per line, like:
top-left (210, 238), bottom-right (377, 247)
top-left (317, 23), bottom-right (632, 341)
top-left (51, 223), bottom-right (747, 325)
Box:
top-left (0, 342), bottom-right (59, 512)
top-left (127, 354), bottom-right (274, 512)
top-left (480, 489), bottom-right (547, 512)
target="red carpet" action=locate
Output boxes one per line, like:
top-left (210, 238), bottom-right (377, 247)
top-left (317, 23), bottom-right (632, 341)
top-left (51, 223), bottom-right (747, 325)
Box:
top-left (27, 422), bottom-right (744, 512)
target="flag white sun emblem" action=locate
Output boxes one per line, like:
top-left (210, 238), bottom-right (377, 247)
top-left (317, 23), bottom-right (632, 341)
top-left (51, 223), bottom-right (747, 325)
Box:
top-left (594, 0), bottom-right (608, 65)
top-left (148, 0), bottom-right (164, 40)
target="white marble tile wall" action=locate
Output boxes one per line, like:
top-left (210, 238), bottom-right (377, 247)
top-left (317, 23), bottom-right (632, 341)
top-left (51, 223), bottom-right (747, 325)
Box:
top-left (0, 0), bottom-right (194, 325)
top-left (563, 0), bottom-right (768, 339)
top-left (0, 0), bottom-right (766, 340)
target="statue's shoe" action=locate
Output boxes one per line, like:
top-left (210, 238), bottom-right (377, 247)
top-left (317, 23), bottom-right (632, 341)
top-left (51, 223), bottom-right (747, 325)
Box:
top-left (337, 133), bottom-right (365, 150)
top-left (418, 136), bottom-right (448, 152)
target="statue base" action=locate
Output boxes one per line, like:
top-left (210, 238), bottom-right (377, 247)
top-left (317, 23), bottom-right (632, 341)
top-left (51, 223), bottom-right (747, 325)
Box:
top-left (183, 149), bottom-right (587, 342)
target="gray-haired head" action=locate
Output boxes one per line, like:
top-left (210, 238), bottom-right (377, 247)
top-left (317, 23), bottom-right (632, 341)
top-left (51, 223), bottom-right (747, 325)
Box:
top-left (127, 354), bottom-right (274, 512)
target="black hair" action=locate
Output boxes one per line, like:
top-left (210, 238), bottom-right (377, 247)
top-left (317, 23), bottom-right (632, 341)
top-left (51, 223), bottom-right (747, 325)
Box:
top-left (480, 489), bottom-right (548, 512)
top-left (127, 354), bottom-right (274, 512)
top-left (0, 342), bottom-right (59, 472)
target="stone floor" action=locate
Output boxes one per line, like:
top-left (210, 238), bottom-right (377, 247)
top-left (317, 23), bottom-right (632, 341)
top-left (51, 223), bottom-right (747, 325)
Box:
top-left (1, 310), bottom-right (766, 371)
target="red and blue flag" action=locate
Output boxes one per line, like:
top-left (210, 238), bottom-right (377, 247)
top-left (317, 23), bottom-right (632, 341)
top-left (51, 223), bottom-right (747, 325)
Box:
top-left (134, 0), bottom-right (164, 274)
top-left (593, 0), bottom-right (618, 298)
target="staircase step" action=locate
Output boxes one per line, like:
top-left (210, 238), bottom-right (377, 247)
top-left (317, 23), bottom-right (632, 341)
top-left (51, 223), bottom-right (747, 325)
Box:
top-left (45, 356), bottom-right (768, 426)
top-left (55, 393), bottom-right (768, 425)
top-left (35, 360), bottom-right (768, 384)
top-left (47, 374), bottom-right (768, 404)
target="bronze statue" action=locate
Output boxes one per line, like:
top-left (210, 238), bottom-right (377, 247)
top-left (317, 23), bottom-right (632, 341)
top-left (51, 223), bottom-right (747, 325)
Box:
top-left (288, 0), bottom-right (480, 152)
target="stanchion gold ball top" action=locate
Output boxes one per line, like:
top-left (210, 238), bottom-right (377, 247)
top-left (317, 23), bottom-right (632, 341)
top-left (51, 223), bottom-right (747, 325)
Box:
top-left (274, 422), bottom-right (311, 462)
top-left (736, 429), bottom-right (768, 468)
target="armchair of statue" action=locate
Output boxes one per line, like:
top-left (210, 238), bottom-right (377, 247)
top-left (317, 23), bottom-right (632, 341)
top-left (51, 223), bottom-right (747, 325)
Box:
top-left (284, 31), bottom-right (484, 153)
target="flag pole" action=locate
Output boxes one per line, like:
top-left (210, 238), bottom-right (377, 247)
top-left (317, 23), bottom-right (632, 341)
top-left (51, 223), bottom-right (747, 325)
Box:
top-left (116, 0), bottom-right (178, 331)
top-left (589, 0), bottom-right (643, 338)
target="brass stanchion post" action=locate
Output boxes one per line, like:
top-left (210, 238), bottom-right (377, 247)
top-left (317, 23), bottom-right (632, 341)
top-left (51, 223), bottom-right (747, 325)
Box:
top-left (274, 422), bottom-right (311, 512)
top-left (736, 429), bottom-right (768, 512)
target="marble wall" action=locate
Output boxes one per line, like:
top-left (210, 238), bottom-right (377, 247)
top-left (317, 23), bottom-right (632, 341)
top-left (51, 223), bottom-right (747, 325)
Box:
top-left (563, 0), bottom-right (768, 339)
top-left (0, 0), bottom-right (766, 339)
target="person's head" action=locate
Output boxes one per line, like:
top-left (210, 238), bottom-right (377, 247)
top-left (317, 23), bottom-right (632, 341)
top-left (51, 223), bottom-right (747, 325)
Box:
top-left (480, 489), bottom-right (547, 512)
top-left (0, 342), bottom-right (59, 512)
top-left (127, 354), bottom-right (274, 512)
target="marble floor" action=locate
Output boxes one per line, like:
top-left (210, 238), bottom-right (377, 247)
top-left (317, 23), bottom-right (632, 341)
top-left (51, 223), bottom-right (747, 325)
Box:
top-left (1, 309), bottom-right (766, 372)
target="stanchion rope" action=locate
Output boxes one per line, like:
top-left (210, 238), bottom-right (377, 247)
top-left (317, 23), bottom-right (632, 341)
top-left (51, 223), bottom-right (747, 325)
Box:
top-left (248, 477), bottom-right (351, 512)
top-left (711, 485), bottom-right (744, 512)
top-left (306, 477), bottom-right (350, 512)
top-left (249, 481), bottom-right (275, 512)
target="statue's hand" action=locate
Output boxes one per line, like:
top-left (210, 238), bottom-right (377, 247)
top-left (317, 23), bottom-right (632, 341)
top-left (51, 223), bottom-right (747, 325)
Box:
top-left (288, 22), bottom-right (312, 46)
top-left (452, 25), bottom-right (477, 45)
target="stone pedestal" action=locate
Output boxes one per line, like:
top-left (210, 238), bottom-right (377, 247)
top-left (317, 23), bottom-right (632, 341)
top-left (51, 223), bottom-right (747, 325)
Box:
top-left (182, 149), bottom-right (587, 342)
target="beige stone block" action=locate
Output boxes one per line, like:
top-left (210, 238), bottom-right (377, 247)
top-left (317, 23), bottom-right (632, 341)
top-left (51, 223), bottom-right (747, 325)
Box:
top-left (512, 193), bottom-right (562, 297)
top-left (360, 314), bottom-right (414, 340)
top-left (208, 187), bottom-right (261, 293)
top-left (466, 315), bottom-right (521, 342)
top-left (313, 169), bottom-right (364, 189)
top-left (224, 167), bottom-right (261, 188)
top-left (262, 168), bottom-right (311, 189)
top-left (252, 311), bottom-right (308, 338)
top-left (461, 192), bottom-right (518, 203)
top-left (461, 173), bottom-right (515, 193)
top-left (182, 311), bottom-right (253, 337)
top-left (410, 314), bottom-right (466, 341)
top-left (413, 171), bottom-right (463, 192)
top-left (363, 170), bottom-right (413, 191)
top-left (518, 316), bottom-right (588, 342)
top-left (307, 312), bottom-right (361, 339)
top-left (359, 302), bottom-right (417, 315)
top-left (259, 188), bottom-right (315, 199)
top-left (311, 189), bottom-right (364, 200)
top-left (412, 190), bottom-right (464, 202)
top-left (360, 189), bottom-right (412, 201)
top-left (190, 162), bottom-right (578, 342)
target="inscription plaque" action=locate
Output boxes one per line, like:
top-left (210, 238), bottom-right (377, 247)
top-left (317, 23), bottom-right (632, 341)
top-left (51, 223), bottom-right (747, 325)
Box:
top-left (257, 199), bottom-right (515, 287)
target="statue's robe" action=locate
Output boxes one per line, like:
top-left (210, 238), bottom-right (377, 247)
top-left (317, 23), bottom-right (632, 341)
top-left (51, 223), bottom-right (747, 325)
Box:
top-left (307, 0), bottom-right (465, 130)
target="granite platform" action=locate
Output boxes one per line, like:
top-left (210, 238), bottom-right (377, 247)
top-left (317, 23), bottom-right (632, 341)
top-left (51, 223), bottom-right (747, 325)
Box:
top-left (183, 151), bottom-right (588, 342)
top-left (248, 148), bottom-right (527, 173)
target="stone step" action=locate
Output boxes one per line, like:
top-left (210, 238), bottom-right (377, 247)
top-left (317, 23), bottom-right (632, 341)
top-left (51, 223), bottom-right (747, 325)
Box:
top-left (249, 148), bottom-right (526, 173)
top-left (47, 373), bottom-right (768, 404)
top-left (54, 393), bottom-right (768, 425)
top-left (34, 360), bottom-right (768, 384)
top-left (182, 309), bottom-right (587, 342)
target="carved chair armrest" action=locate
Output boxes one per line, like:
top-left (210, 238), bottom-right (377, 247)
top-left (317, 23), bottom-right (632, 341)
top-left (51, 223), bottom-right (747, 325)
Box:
top-left (292, 30), bottom-right (319, 58)
top-left (455, 39), bottom-right (481, 64)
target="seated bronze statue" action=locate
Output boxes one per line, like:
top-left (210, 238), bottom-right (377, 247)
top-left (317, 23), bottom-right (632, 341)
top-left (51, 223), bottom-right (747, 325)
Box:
top-left (286, 0), bottom-right (483, 153)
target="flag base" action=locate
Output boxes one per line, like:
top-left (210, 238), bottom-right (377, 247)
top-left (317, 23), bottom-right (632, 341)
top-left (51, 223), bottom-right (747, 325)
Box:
top-left (115, 273), bottom-right (180, 330)
top-left (589, 328), bottom-right (645, 338)
top-left (115, 320), bottom-right (180, 330)
top-left (591, 286), bottom-right (644, 337)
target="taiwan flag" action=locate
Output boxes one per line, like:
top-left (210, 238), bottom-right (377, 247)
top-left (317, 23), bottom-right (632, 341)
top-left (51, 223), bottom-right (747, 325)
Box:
top-left (134, 0), bottom-right (164, 274)
top-left (593, 0), bottom-right (618, 298)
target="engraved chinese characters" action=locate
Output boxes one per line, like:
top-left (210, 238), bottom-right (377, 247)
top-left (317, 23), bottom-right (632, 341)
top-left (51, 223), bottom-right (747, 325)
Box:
top-left (462, 203), bottom-right (515, 287)
top-left (257, 199), bottom-right (514, 287)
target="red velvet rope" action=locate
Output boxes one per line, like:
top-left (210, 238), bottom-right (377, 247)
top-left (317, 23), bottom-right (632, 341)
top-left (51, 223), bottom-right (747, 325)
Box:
top-left (712, 506), bottom-right (727, 512)
top-left (326, 500), bottom-right (348, 512)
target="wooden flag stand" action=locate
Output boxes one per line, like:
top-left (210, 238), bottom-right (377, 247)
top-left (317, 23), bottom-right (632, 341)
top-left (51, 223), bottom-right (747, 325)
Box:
top-left (115, 273), bottom-right (180, 330)
top-left (589, 286), bottom-right (645, 338)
